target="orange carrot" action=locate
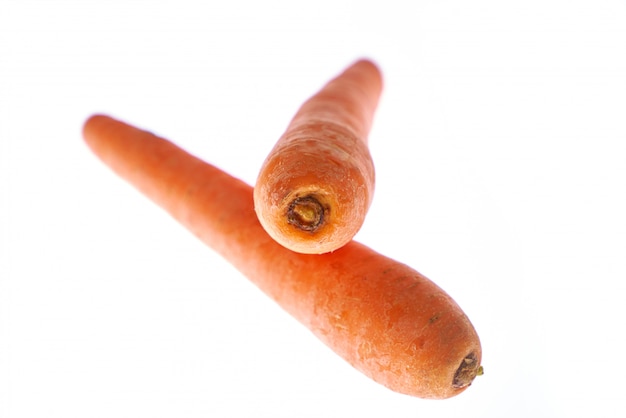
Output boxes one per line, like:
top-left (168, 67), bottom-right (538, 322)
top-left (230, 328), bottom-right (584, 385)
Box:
top-left (82, 114), bottom-right (482, 399)
top-left (253, 59), bottom-right (382, 254)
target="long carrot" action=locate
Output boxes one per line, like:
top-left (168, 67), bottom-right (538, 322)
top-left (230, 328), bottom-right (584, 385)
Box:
top-left (82, 114), bottom-right (482, 399)
top-left (253, 59), bottom-right (382, 254)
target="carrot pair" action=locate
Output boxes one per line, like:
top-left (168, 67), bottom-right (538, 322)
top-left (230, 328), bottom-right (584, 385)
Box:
top-left (82, 59), bottom-right (483, 399)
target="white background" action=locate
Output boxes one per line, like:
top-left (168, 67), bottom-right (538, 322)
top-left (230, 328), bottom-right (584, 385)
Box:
top-left (2, 1), bottom-right (625, 417)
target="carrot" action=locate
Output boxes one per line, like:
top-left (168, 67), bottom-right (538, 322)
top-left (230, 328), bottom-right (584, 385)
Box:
top-left (253, 59), bottom-right (382, 254)
top-left (82, 114), bottom-right (482, 399)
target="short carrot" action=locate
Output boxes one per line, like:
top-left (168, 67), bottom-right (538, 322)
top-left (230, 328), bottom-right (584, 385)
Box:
top-left (253, 59), bottom-right (382, 254)
top-left (82, 114), bottom-right (482, 399)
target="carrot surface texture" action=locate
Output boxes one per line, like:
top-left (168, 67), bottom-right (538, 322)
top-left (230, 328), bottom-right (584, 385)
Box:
top-left (253, 59), bottom-right (382, 254)
top-left (82, 114), bottom-right (482, 399)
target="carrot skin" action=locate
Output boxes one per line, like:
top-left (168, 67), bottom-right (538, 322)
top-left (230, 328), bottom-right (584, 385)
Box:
top-left (82, 115), bottom-right (482, 399)
top-left (254, 59), bottom-right (382, 254)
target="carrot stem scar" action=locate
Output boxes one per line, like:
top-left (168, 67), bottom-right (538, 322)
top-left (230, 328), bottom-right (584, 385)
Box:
top-left (287, 195), bottom-right (325, 232)
top-left (452, 352), bottom-right (482, 389)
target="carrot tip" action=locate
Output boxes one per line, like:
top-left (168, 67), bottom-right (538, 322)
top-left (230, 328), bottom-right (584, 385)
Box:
top-left (451, 352), bottom-right (482, 389)
top-left (287, 195), bottom-right (326, 232)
